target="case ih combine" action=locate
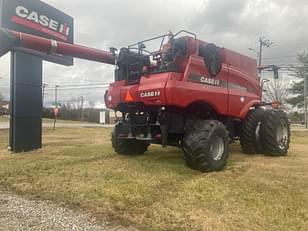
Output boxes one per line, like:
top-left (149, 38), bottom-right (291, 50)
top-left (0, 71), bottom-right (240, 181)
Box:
top-left (0, 29), bottom-right (290, 172)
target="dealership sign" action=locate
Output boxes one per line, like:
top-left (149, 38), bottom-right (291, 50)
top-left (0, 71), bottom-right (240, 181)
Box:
top-left (14, 5), bottom-right (71, 41)
top-left (0, 0), bottom-right (74, 65)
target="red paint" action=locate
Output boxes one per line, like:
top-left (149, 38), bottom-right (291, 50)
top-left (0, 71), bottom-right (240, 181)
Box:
top-left (106, 38), bottom-right (261, 120)
top-left (2, 28), bottom-right (262, 120)
top-left (8, 30), bottom-right (115, 64)
top-left (10, 16), bottom-right (68, 41)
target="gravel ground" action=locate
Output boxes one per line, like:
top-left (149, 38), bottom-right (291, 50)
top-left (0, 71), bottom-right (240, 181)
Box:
top-left (0, 190), bottom-right (136, 231)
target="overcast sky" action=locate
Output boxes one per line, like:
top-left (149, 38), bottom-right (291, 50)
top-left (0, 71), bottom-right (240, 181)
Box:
top-left (0, 0), bottom-right (307, 107)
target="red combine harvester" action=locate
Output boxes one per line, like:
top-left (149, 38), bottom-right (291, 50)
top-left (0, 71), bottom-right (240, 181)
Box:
top-left (0, 29), bottom-right (290, 172)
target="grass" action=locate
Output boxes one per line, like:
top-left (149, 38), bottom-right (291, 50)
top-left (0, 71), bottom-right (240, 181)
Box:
top-left (0, 128), bottom-right (307, 230)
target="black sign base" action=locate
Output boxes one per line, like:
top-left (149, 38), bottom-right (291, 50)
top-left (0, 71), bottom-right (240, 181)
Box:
top-left (10, 51), bottom-right (42, 152)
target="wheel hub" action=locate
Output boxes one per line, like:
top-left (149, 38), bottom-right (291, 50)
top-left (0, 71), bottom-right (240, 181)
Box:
top-left (277, 119), bottom-right (288, 150)
top-left (211, 136), bottom-right (225, 161)
top-left (255, 122), bottom-right (261, 143)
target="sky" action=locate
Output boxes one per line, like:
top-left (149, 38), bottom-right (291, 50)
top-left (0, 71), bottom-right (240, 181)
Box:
top-left (0, 0), bottom-right (307, 107)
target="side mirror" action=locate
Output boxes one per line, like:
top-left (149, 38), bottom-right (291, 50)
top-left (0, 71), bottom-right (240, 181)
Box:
top-left (0, 28), bottom-right (19, 57)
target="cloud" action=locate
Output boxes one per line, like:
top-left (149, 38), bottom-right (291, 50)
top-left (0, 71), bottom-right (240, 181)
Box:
top-left (0, 0), bottom-right (307, 104)
top-left (190, 0), bottom-right (247, 34)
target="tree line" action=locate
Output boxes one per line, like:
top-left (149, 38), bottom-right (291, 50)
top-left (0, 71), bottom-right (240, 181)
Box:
top-left (43, 103), bottom-right (110, 124)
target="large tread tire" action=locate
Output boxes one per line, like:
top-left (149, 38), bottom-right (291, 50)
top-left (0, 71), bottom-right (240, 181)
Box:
top-left (240, 108), bottom-right (264, 154)
top-left (112, 125), bottom-right (149, 156)
top-left (182, 120), bottom-right (229, 172)
top-left (260, 110), bottom-right (290, 156)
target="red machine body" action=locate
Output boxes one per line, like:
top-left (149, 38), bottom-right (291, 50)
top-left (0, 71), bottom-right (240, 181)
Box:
top-left (105, 36), bottom-right (261, 120)
top-left (0, 28), bottom-right (261, 120)
top-left (0, 28), bottom-right (290, 172)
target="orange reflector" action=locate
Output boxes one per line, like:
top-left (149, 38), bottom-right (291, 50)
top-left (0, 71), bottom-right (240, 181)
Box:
top-left (125, 91), bottom-right (134, 102)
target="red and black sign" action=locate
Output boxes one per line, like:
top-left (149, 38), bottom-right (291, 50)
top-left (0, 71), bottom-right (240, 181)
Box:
top-left (0, 0), bottom-right (74, 66)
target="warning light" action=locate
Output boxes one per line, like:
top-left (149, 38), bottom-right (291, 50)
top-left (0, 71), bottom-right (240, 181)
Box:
top-left (125, 91), bottom-right (134, 102)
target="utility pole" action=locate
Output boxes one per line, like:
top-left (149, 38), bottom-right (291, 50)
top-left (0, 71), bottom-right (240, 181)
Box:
top-left (249, 37), bottom-right (274, 102)
top-left (80, 96), bottom-right (84, 121)
top-left (258, 37), bottom-right (274, 74)
top-left (53, 85), bottom-right (59, 131)
top-left (304, 75), bottom-right (308, 129)
top-left (42, 83), bottom-right (48, 118)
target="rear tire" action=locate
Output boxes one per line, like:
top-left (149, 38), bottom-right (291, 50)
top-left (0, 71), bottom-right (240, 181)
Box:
top-left (240, 108), bottom-right (264, 154)
top-left (112, 124), bottom-right (149, 155)
top-left (182, 120), bottom-right (229, 172)
top-left (260, 110), bottom-right (290, 156)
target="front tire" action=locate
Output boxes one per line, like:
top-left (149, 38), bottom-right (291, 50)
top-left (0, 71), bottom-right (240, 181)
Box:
top-left (260, 110), bottom-right (290, 156)
top-left (182, 120), bottom-right (229, 172)
top-left (112, 124), bottom-right (149, 155)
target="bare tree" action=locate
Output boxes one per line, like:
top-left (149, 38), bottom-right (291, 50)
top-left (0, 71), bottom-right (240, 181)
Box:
top-left (264, 79), bottom-right (289, 103)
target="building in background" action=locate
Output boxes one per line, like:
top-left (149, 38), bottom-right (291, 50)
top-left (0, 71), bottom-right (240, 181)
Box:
top-left (0, 100), bottom-right (9, 115)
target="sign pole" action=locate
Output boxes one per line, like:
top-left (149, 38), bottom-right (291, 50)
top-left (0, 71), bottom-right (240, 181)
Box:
top-left (10, 51), bottom-right (42, 152)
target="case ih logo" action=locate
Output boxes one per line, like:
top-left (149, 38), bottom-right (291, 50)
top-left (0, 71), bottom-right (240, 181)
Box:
top-left (140, 90), bottom-right (161, 98)
top-left (200, 76), bottom-right (220, 86)
top-left (11, 5), bottom-right (70, 41)
top-left (189, 74), bottom-right (221, 87)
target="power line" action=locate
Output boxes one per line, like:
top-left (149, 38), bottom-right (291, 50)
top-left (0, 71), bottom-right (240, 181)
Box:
top-left (45, 85), bottom-right (109, 91)
top-left (262, 55), bottom-right (297, 60)
top-left (57, 82), bottom-right (111, 87)
top-left (266, 41), bottom-right (308, 49)
top-left (43, 82), bottom-right (110, 87)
